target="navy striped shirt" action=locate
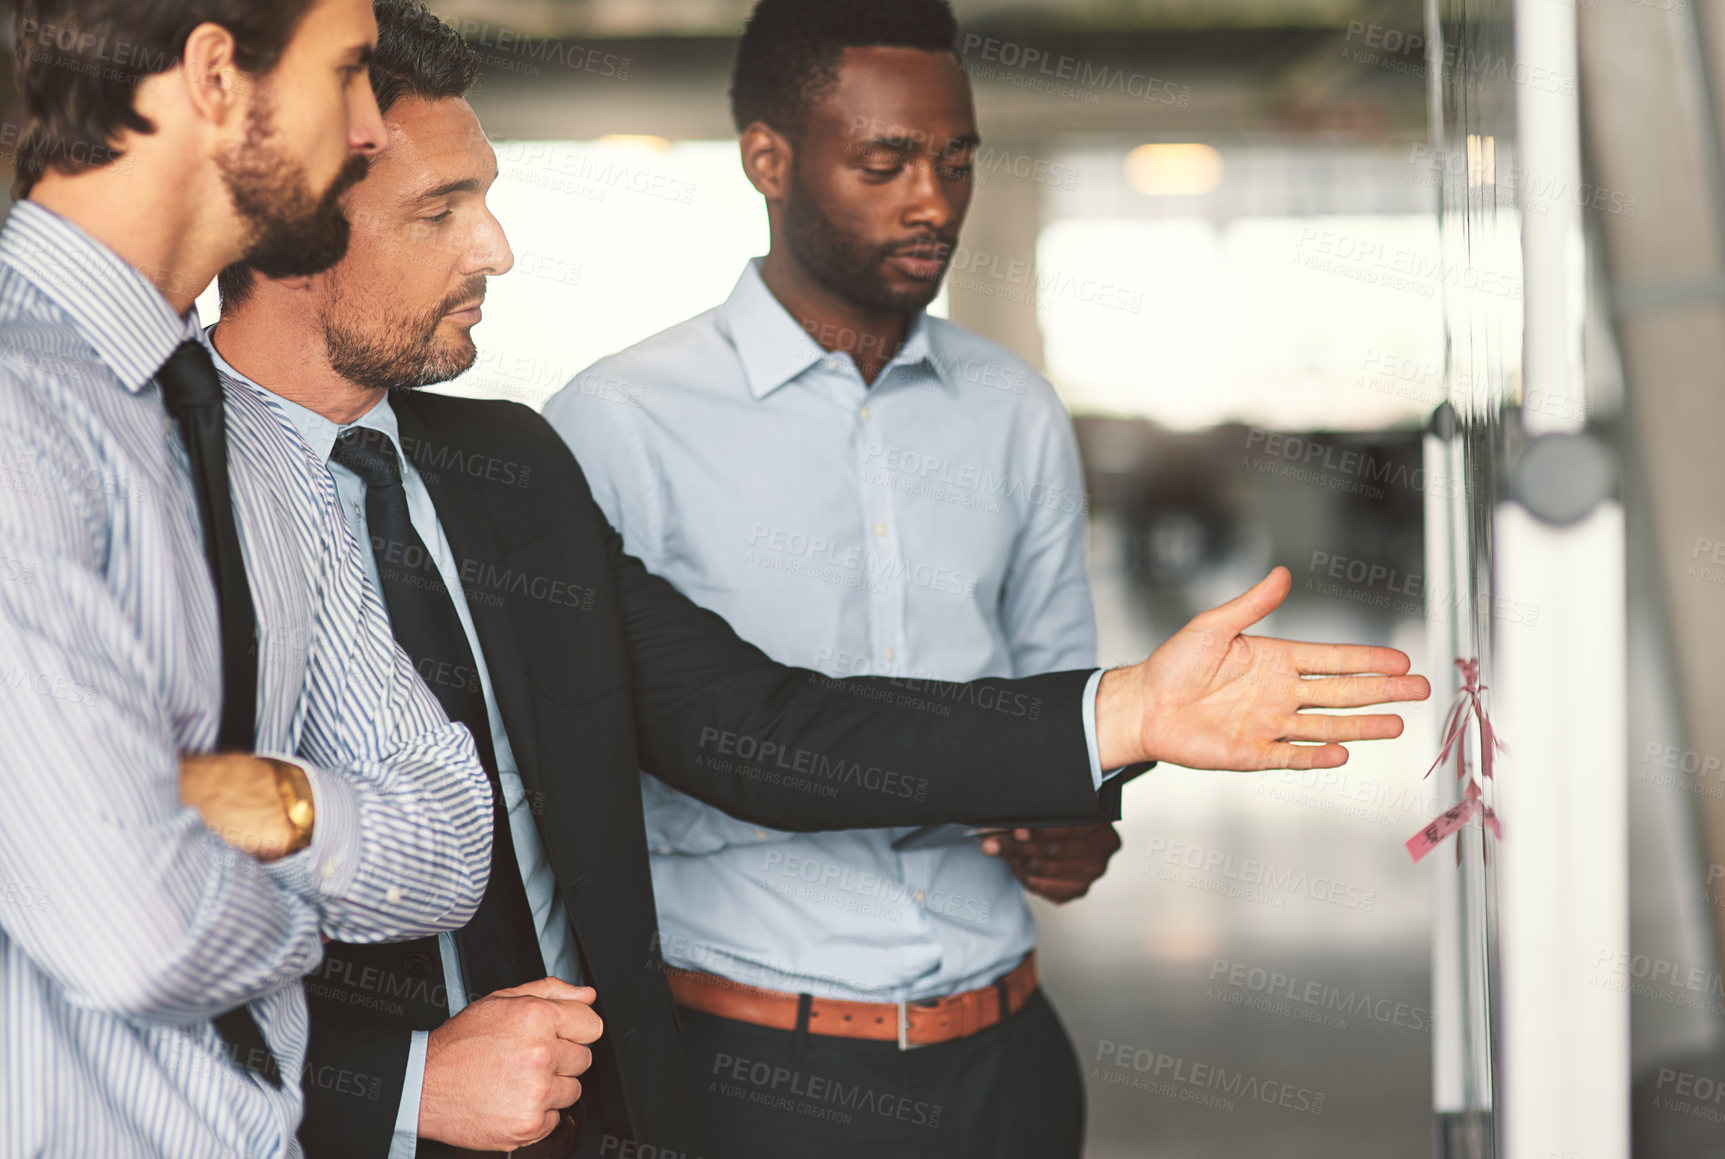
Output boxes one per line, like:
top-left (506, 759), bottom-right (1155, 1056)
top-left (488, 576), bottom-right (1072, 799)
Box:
top-left (0, 201), bottom-right (493, 1157)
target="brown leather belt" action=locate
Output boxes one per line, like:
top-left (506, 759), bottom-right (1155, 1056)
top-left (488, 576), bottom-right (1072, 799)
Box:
top-left (666, 952), bottom-right (1038, 1050)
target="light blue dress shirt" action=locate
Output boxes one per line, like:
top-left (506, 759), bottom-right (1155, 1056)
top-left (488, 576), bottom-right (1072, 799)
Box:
top-left (208, 347), bottom-right (581, 1158)
top-left (0, 202), bottom-right (492, 1158)
top-left (545, 259), bottom-right (1105, 1003)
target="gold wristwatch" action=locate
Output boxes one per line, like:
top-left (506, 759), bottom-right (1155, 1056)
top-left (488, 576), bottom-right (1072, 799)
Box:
top-left (268, 758), bottom-right (316, 855)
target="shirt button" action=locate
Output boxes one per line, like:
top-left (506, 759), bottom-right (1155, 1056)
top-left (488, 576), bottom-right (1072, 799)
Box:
top-left (873, 522), bottom-right (886, 538)
top-left (859, 405), bottom-right (870, 421)
top-left (656, 846), bottom-right (672, 855)
top-left (825, 356), bottom-right (839, 369)
top-left (753, 829), bottom-right (768, 839)
top-left (320, 861), bottom-right (338, 880)
top-left (914, 889), bottom-right (926, 904)
top-left (385, 886), bottom-right (402, 904)
top-left (885, 647), bottom-right (896, 662)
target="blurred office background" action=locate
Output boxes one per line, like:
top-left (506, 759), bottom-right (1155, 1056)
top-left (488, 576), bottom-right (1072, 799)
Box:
top-left (8, 0), bottom-right (1725, 1154)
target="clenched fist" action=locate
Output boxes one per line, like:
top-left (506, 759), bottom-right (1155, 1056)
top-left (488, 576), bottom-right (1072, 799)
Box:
top-left (420, 977), bottom-right (603, 1151)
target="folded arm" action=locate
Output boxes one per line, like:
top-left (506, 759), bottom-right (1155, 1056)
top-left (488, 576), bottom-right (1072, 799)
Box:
top-left (0, 409), bottom-right (323, 1022)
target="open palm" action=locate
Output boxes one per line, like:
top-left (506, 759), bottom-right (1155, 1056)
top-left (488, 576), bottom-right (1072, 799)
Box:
top-left (1101, 567), bottom-right (1431, 771)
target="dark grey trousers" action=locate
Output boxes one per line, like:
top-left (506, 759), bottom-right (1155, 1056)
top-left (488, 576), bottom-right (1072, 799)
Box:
top-left (674, 987), bottom-right (1086, 1159)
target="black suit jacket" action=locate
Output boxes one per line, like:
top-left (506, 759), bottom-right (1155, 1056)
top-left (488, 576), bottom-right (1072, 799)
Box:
top-left (297, 392), bottom-right (1142, 1157)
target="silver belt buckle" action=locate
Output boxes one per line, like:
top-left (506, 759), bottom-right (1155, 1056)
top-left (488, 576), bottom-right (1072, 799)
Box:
top-left (896, 1000), bottom-right (927, 1051)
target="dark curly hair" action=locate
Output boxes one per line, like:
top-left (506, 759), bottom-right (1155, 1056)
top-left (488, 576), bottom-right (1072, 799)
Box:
top-left (216, 0), bottom-right (479, 307)
top-left (11, 0), bottom-right (317, 196)
top-left (729, 0), bottom-right (959, 137)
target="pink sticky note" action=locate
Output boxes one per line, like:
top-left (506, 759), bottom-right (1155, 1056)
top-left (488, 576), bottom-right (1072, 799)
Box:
top-left (1405, 798), bottom-right (1477, 863)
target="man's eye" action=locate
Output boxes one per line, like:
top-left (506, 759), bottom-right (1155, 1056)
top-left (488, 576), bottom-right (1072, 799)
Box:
top-left (938, 165), bottom-right (974, 181)
top-left (421, 211), bottom-right (453, 225)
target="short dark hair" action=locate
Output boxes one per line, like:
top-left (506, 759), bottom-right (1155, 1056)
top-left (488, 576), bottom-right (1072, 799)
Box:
top-left (366, 0), bottom-right (480, 120)
top-left (11, 0), bottom-right (318, 196)
top-left (217, 0), bottom-right (479, 307)
top-left (729, 0), bottom-right (959, 137)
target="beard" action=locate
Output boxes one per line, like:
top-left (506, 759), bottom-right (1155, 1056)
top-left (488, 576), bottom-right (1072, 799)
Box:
top-left (216, 90), bottom-right (371, 280)
top-left (319, 274), bottom-right (486, 392)
top-left (783, 161), bottom-right (953, 315)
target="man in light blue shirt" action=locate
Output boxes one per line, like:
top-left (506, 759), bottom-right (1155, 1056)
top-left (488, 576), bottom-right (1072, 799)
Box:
top-left (545, 1), bottom-right (1122, 1153)
top-left (551, 258), bottom-right (1109, 1001)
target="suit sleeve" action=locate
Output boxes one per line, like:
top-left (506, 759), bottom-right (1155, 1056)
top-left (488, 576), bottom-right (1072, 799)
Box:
top-left (296, 1010), bottom-right (414, 1159)
top-left (593, 502), bottom-right (1125, 830)
top-left (539, 388), bottom-right (1145, 827)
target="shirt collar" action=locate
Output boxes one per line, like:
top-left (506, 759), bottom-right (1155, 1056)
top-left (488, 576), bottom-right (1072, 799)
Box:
top-left (895, 310), bottom-right (948, 391)
top-left (0, 200), bottom-right (202, 392)
top-left (206, 329), bottom-right (400, 467)
top-left (719, 257), bottom-right (950, 398)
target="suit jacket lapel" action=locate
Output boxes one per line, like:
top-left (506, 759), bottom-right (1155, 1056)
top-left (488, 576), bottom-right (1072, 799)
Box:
top-left (393, 396), bottom-right (543, 784)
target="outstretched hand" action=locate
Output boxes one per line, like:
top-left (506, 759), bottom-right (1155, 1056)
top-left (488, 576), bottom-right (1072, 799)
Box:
top-left (1095, 567), bottom-right (1430, 771)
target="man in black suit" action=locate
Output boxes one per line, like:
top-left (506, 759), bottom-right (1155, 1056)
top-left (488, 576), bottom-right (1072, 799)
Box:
top-left (209, 4), bottom-right (1429, 1157)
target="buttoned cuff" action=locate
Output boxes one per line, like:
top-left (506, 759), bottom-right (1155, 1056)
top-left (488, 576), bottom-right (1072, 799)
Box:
top-left (255, 752), bottom-right (361, 901)
top-left (388, 1030), bottom-right (429, 1159)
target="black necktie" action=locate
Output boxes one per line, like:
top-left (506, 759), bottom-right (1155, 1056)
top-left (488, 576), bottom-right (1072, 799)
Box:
top-left (330, 427), bottom-right (546, 998)
top-left (153, 340), bottom-right (278, 1086)
top-left (156, 342), bottom-right (258, 750)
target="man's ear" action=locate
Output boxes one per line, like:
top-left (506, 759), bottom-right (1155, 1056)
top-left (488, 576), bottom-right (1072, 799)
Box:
top-left (738, 120), bottom-right (793, 202)
top-left (179, 21), bottom-right (247, 130)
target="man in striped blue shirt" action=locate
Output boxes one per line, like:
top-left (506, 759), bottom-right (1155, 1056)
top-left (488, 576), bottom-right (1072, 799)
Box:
top-left (0, 2), bottom-right (503, 1155)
